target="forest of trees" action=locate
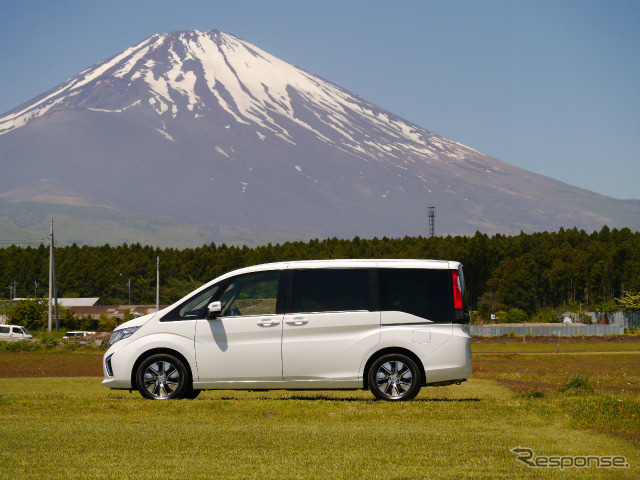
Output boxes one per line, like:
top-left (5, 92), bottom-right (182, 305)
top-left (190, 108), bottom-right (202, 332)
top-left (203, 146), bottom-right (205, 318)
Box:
top-left (1, 226), bottom-right (639, 323)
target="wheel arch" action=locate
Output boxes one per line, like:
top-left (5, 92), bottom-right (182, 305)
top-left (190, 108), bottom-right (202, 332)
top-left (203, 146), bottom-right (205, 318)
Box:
top-left (131, 348), bottom-right (195, 390)
top-left (362, 347), bottom-right (426, 389)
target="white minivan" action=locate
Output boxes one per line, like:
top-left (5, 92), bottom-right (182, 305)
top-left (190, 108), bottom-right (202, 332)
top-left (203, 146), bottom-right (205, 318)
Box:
top-left (0, 325), bottom-right (32, 340)
top-left (103, 259), bottom-right (472, 401)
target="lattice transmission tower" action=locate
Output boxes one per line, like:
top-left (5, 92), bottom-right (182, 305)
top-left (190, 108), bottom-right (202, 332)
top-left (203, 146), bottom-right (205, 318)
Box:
top-left (427, 206), bottom-right (436, 237)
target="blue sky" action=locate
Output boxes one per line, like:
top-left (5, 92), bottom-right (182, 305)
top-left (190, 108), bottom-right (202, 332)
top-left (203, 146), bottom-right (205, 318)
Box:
top-left (1, 0), bottom-right (639, 199)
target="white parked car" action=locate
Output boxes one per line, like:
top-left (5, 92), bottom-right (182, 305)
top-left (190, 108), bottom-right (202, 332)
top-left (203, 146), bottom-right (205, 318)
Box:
top-left (103, 259), bottom-right (472, 401)
top-left (62, 331), bottom-right (96, 340)
top-left (0, 324), bottom-right (32, 340)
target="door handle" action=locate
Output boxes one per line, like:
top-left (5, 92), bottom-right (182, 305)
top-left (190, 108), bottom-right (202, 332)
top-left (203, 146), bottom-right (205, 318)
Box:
top-left (286, 317), bottom-right (309, 326)
top-left (257, 318), bottom-right (280, 326)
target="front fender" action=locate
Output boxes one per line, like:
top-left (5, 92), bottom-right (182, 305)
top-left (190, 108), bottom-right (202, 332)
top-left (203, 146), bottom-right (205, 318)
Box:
top-left (103, 331), bottom-right (197, 389)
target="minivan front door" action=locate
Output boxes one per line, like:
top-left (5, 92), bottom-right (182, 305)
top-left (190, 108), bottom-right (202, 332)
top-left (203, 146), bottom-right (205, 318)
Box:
top-left (194, 270), bottom-right (283, 386)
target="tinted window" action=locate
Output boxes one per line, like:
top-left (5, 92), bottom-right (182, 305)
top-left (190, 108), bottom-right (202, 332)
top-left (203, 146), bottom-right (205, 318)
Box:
top-left (379, 268), bottom-right (452, 322)
top-left (292, 269), bottom-right (369, 313)
top-left (218, 271), bottom-right (280, 317)
top-left (0, 326), bottom-right (9, 334)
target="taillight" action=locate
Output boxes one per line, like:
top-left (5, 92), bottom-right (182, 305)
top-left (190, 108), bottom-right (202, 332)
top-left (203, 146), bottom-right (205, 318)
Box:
top-left (452, 270), bottom-right (463, 320)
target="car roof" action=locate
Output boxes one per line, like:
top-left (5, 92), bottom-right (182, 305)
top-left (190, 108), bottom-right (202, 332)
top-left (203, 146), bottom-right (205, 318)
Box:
top-left (215, 258), bottom-right (457, 280)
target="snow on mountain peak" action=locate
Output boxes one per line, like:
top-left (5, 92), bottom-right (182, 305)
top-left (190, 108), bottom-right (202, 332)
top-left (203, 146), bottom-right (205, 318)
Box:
top-left (0, 30), bottom-right (483, 166)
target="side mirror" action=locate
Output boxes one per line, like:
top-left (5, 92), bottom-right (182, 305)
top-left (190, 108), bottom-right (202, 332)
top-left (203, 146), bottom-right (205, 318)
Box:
top-left (207, 301), bottom-right (222, 318)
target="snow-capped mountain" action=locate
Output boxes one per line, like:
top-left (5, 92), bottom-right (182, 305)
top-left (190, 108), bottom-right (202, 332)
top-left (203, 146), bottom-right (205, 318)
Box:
top-left (1, 30), bottom-right (475, 162)
top-left (1, 30), bottom-right (638, 245)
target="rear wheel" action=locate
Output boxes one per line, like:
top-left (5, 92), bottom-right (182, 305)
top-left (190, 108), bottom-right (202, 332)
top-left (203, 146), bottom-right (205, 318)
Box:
top-left (136, 354), bottom-right (191, 400)
top-left (368, 354), bottom-right (421, 401)
top-left (184, 389), bottom-right (202, 400)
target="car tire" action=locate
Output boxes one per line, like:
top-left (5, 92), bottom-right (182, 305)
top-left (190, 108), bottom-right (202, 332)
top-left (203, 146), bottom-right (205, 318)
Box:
top-left (184, 389), bottom-right (202, 400)
top-left (368, 353), bottom-right (421, 401)
top-left (136, 354), bottom-right (191, 400)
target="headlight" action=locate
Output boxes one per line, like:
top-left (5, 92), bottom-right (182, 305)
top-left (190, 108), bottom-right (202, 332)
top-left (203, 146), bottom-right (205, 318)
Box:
top-left (109, 326), bottom-right (141, 345)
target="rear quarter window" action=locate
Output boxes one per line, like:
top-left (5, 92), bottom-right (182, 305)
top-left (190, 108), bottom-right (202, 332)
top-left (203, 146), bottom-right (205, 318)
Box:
top-left (379, 268), bottom-right (452, 322)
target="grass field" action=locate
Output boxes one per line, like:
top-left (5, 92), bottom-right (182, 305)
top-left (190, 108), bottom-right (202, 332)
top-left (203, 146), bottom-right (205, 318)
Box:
top-left (0, 340), bottom-right (638, 479)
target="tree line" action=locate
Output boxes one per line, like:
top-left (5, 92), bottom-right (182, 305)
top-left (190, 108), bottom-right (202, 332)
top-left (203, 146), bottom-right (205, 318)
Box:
top-left (1, 226), bottom-right (639, 322)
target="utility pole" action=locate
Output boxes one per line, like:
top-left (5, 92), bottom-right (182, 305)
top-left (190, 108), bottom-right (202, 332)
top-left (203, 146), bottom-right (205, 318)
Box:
top-left (48, 218), bottom-right (59, 332)
top-left (156, 256), bottom-right (160, 312)
top-left (128, 278), bottom-right (131, 305)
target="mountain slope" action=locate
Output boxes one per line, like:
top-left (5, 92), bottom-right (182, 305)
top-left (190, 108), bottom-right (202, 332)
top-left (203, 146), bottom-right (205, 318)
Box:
top-left (0, 180), bottom-right (211, 247)
top-left (0, 30), bottom-right (638, 245)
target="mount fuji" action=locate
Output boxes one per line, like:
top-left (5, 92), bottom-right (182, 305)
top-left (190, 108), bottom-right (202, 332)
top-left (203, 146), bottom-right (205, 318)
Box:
top-left (1, 30), bottom-right (638, 246)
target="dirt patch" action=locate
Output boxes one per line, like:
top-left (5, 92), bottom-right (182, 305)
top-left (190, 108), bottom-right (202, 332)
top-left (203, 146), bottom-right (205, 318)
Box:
top-left (0, 352), bottom-right (103, 378)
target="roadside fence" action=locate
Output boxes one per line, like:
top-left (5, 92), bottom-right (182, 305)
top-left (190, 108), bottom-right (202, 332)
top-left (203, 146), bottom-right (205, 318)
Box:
top-left (470, 324), bottom-right (624, 336)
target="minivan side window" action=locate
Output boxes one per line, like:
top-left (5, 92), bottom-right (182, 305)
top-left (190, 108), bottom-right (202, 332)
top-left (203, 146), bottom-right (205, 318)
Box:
top-left (292, 269), bottom-right (369, 313)
top-left (218, 271), bottom-right (280, 317)
top-left (0, 326), bottom-right (9, 334)
top-left (379, 268), bottom-right (452, 322)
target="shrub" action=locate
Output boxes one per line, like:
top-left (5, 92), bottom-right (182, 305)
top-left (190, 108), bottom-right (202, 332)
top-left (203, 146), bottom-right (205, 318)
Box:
top-left (559, 374), bottom-right (594, 394)
top-left (0, 340), bottom-right (41, 352)
top-left (616, 291), bottom-right (640, 311)
top-left (78, 315), bottom-right (96, 331)
top-left (494, 310), bottom-right (508, 323)
top-left (505, 308), bottom-right (528, 323)
top-left (60, 342), bottom-right (81, 352)
top-left (522, 390), bottom-right (545, 399)
top-left (531, 307), bottom-right (560, 323)
top-left (36, 331), bottom-right (65, 347)
top-left (98, 313), bottom-right (117, 332)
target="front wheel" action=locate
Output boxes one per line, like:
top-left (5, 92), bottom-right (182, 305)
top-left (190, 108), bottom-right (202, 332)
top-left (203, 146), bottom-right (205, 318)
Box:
top-left (368, 354), bottom-right (421, 401)
top-left (136, 354), bottom-right (191, 400)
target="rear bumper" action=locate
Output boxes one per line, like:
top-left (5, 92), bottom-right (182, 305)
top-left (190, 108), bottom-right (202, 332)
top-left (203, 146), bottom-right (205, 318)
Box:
top-left (421, 326), bottom-right (472, 384)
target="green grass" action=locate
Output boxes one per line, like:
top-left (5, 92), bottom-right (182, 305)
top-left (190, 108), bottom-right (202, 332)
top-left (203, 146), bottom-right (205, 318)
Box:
top-left (0, 376), bottom-right (638, 479)
top-left (1, 340), bottom-right (639, 478)
top-left (0, 339), bottom-right (108, 353)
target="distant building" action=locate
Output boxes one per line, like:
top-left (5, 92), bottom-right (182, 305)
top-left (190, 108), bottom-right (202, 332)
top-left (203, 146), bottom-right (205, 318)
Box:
top-left (56, 298), bottom-right (104, 307)
top-left (69, 305), bottom-right (164, 321)
top-left (12, 297), bottom-right (104, 307)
